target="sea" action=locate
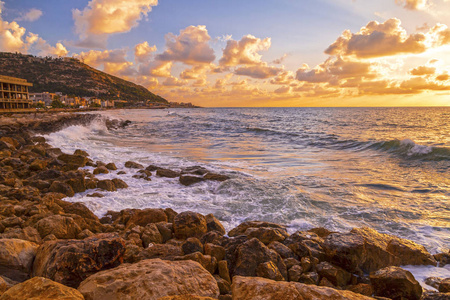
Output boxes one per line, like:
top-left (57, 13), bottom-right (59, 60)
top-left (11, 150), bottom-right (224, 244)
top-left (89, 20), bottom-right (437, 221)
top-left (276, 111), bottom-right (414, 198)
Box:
top-left (43, 107), bottom-right (450, 284)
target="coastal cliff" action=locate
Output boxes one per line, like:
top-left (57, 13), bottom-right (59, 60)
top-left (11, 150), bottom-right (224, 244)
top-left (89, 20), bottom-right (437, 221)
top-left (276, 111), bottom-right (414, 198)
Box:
top-left (0, 113), bottom-right (449, 300)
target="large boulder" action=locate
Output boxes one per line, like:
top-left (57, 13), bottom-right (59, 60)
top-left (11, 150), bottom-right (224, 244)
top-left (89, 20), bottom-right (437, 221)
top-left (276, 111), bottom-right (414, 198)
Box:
top-left (33, 234), bottom-right (126, 288)
top-left (125, 208), bottom-right (168, 229)
top-left (322, 232), bottom-right (366, 273)
top-left (0, 239), bottom-right (38, 282)
top-left (231, 276), bottom-right (374, 300)
top-left (370, 266), bottom-right (422, 300)
top-left (78, 259), bottom-right (219, 300)
top-left (173, 211), bottom-right (207, 239)
top-left (228, 221), bottom-right (286, 237)
top-left (57, 154), bottom-right (89, 168)
top-left (34, 215), bottom-right (82, 239)
top-left (0, 277), bottom-right (84, 300)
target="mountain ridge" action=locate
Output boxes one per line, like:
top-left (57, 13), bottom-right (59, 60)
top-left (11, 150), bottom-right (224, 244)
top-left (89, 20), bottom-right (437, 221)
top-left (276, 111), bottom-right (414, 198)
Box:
top-left (0, 52), bottom-right (167, 103)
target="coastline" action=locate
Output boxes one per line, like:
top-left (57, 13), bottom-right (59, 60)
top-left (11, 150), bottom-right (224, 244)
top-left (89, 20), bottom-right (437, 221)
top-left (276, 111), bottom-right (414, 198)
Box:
top-left (0, 112), bottom-right (449, 299)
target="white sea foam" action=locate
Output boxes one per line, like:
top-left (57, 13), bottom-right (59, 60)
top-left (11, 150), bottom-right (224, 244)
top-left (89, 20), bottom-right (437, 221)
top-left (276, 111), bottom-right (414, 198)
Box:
top-left (403, 264), bottom-right (450, 291)
top-left (400, 139), bottom-right (433, 155)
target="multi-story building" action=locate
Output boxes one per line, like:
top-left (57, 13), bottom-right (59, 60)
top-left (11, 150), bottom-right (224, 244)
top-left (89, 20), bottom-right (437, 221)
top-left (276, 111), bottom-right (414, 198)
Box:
top-left (0, 75), bottom-right (33, 109)
top-left (29, 92), bottom-right (57, 106)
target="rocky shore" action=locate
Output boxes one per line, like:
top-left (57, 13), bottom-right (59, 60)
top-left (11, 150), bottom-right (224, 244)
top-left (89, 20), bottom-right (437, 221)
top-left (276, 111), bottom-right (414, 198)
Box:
top-left (0, 113), bottom-right (449, 300)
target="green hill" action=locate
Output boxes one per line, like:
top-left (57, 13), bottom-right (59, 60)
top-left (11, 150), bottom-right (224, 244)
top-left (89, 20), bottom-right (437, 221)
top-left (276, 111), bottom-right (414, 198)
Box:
top-left (0, 52), bottom-right (167, 103)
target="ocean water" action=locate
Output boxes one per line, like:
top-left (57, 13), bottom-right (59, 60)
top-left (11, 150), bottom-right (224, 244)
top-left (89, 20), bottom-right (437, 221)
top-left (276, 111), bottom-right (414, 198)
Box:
top-left (43, 108), bottom-right (450, 256)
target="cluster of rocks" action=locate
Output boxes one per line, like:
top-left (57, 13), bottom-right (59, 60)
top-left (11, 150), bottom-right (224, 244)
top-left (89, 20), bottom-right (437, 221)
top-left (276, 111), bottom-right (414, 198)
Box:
top-left (0, 113), bottom-right (449, 300)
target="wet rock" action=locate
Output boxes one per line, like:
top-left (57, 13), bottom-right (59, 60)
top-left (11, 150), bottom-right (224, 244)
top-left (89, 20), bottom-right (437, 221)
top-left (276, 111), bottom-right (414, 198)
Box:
top-left (111, 178), bottom-right (128, 189)
top-left (74, 149), bottom-right (89, 157)
top-left (288, 265), bottom-right (303, 282)
top-left (49, 181), bottom-right (75, 197)
top-left (33, 233), bottom-right (126, 288)
top-left (425, 277), bottom-right (443, 290)
top-left (117, 171), bottom-right (126, 175)
top-left (26, 179), bottom-right (51, 190)
top-left (203, 173), bottom-right (230, 182)
top-left (0, 277), bottom-right (84, 300)
top-left (157, 168), bottom-right (180, 178)
top-left (231, 276), bottom-right (374, 300)
top-left (78, 259), bottom-right (219, 300)
top-left (233, 238), bottom-right (287, 280)
top-left (316, 261), bottom-right (352, 287)
top-left (124, 161), bottom-right (144, 169)
top-left (86, 193), bottom-right (104, 198)
top-left (205, 213), bottom-right (226, 235)
top-left (93, 166), bottom-right (109, 175)
top-left (96, 179), bottom-right (116, 192)
top-left (181, 166), bottom-right (209, 175)
top-left (370, 266), bottom-right (422, 300)
top-left (421, 291), bottom-right (450, 300)
top-left (0, 239), bottom-right (38, 282)
top-left (182, 237), bottom-right (203, 255)
top-left (284, 231), bottom-right (326, 261)
top-left (133, 170), bottom-right (152, 181)
top-left (228, 221), bottom-right (287, 237)
top-left (434, 252), bottom-right (450, 267)
top-left (141, 223), bottom-right (163, 247)
top-left (164, 208), bottom-right (178, 223)
top-left (308, 227), bottom-right (334, 238)
top-left (105, 163), bottom-right (117, 170)
top-left (34, 215), bottom-right (82, 239)
top-left (125, 208), bottom-right (168, 229)
top-left (323, 232), bottom-right (367, 273)
top-left (57, 154), bottom-right (88, 168)
top-left (245, 227), bottom-right (289, 245)
top-left (173, 211), bottom-right (207, 239)
top-left (180, 175), bottom-right (205, 186)
top-left (440, 278), bottom-right (450, 293)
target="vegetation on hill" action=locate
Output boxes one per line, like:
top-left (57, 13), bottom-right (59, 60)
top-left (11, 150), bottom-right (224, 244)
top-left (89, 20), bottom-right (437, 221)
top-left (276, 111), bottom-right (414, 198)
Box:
top-left (0, 52), bottom-right (167, 103)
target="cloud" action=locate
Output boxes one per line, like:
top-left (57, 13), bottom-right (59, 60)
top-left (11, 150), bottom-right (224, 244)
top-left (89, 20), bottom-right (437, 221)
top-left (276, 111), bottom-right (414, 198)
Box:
top-left (73, 49), bottom-right (129, 67)
top-left (135, 41), bottom-right (157, 63)
top-left (219, 35), bottom-right (271, 66)
top-left (15, 8), bottom-right (43, 22)
top-left (139, 60), bottom-right (173, 78)
top-left (36, 40), bottom-right (69, 57)
top-left (180, 65), bottom-right (210, 80)
top-left (409, 65), bottom-right (436, 75)
top-left (272, 54), bottom-right (288, 65)
top-left (156, 25), bottom-right (215, 65)
top-left (162, 76), bottom-right (187, 87)
top-left (436, 74), bottom-right (449, 81)
top-left (234, 64), bottom-right (283, 79)
top-left (73, 0), bottom-right (157, 46)
top-left (395, 0), bottom-right (428, 10)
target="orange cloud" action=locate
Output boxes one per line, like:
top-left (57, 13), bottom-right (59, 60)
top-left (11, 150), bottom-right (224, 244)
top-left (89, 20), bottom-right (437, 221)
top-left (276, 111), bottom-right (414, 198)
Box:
top-left (409, 65), bottom-right (436, 75)
top-left (156, 25), bottom-right (215, 65)
top-left (135, 41), bottom-right (157, 63)
top-left (325, 19), bottom-right (430, 58)
top-left (234, 64), bottom-right (283, 79)
top-left (219, 35), bottom-right (271, 66)
top-left (139, 60), bottom-right (172, 78)
top-left (395, 0), bottom-right (428, 10)
top-left (73, 0), bottom-right (157, 36)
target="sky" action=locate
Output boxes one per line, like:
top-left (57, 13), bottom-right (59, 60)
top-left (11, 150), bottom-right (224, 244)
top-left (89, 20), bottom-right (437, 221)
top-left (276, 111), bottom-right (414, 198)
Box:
top-left (1, 0), bottom-right (450, 107)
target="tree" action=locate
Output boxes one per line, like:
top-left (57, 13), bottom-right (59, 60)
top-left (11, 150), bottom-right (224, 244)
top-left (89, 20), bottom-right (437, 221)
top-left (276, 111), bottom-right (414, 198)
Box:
top-left (51, 99), bottom-right (65, 108)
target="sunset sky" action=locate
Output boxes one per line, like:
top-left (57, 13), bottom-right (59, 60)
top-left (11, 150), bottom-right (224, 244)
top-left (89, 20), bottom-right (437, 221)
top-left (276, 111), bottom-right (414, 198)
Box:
top-left (1, 0), bottom-right (450, 107)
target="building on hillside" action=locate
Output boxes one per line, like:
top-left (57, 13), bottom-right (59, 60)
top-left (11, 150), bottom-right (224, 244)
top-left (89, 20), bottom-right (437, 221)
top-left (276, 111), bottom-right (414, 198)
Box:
top-left (30, 92), bottom-right (57, 106)
top-left (0, 75), bottom-right (33, 109)
top-left (101, 100), bottom-right (115, 108)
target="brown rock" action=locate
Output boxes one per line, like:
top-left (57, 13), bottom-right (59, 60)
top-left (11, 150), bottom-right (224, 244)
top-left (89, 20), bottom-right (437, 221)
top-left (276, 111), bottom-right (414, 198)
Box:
top-left (204, 243), bottom-right (226, 261)
top-left (78, 259), bottom-right (220, 300)
top-left (57, 154), bottom-right (88, 168)
top-left (284, 231), bottom-right (327, 261)
top-left (232, 276), bottom-right (375, 300)
top-left (93, 166), bottom-right (109, 175)
top-left (111, 178), bottom-right (128, 189)
top-left (105, 163), bottom-right (117, 170)
top-left (49, 181), bottom-right (75, 197)
top-left (126, 208), bottom-right (168, 229)
top-left (218, 260), bottom-right (231, 283)
top-left (173, 211), bottom-right (207, 239)
top-left (0, 239), bottom-right (38, 282)
top-left (425, 277), bottom-right (443, 290)
top-left (203, 173), bottom-right (230, 182)
top-left (228, 221), bottom-right (286, 237)
top-left (86, 193), bottom-right (104, 198)
top-left (124, 161), bottom-right (144, 169)
top-left (421, 291), bottom-right (450, 300)
top-left (164, 208), bottom-right (178, 223)
top-left (233, 238), bottom-right (287, 280)
top-left (0, 277), bottom-right (84, 300)
top-left (177, 252), bottom-right (217, 274)
top-left (141, 223), bottom-right (163, 247)
top-left (157, 168), bottom-right (180, 178)
top-left (34, 215), bottom-right (82, 239)
top-left (323, 232), bottom-right (367, 273)
top-left (434, 252), bottom-right (450, 267)
top-left (316, 261), bottom-right (352, 287)
top-left (159, 296), bottom-right (217, 300)
top-left (139, 243), bottom-right (183, 260)
top-left (370, 266), bottom-right (422, 300)
top-left (156, 222), bottom-right (173, 242)
top-left (288, 265), bottom-right (303, 282)
top-left (182, 237), bottom-right (203, 255)
top-left (33, 233), bottom-right (126, 288)
top-left (440, 278), bottom-right (450, 293)
top-left (96, 179), bottom-right (116, 191)
top-left (298, 271), bottom-right (320, 285)
top-left (268, 241), bottom-right (297, 259)
top-left (29, 159), bottom-right (47, 171)
top-left (257, 261), bottom-right (285, 281)
top-left (214, 275), bottom-right (231, 295)
top-left (244, 227), bottom-right (288, 245)
top-left (205, 213), bottom-right (226, 235)
top-left (346, 283), bottom-right (374, 297)
top-left (386, 238), bottom-right (437, 266)
top-left (0, 227), bottom-right (42, 244)
top-left (308, 227), bottom-right (334, 238)
top-left (180, 175), bottom-right (204, 186)
top-left (74, 149), bottom-right (89, 157)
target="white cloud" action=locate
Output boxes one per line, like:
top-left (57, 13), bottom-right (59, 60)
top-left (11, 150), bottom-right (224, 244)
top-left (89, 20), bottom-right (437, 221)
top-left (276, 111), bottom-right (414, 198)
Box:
top-left (15, 8), bottom-right (43, 22)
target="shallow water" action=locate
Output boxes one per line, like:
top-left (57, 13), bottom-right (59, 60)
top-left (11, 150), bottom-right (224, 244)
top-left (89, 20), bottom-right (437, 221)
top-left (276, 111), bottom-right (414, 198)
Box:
top-left (43, 107), bottom-right (450, 256)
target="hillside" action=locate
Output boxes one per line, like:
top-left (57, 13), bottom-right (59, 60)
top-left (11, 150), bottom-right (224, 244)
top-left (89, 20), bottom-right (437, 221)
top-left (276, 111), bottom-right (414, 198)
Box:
top-left (0, 52), bottom-right (167, 103)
